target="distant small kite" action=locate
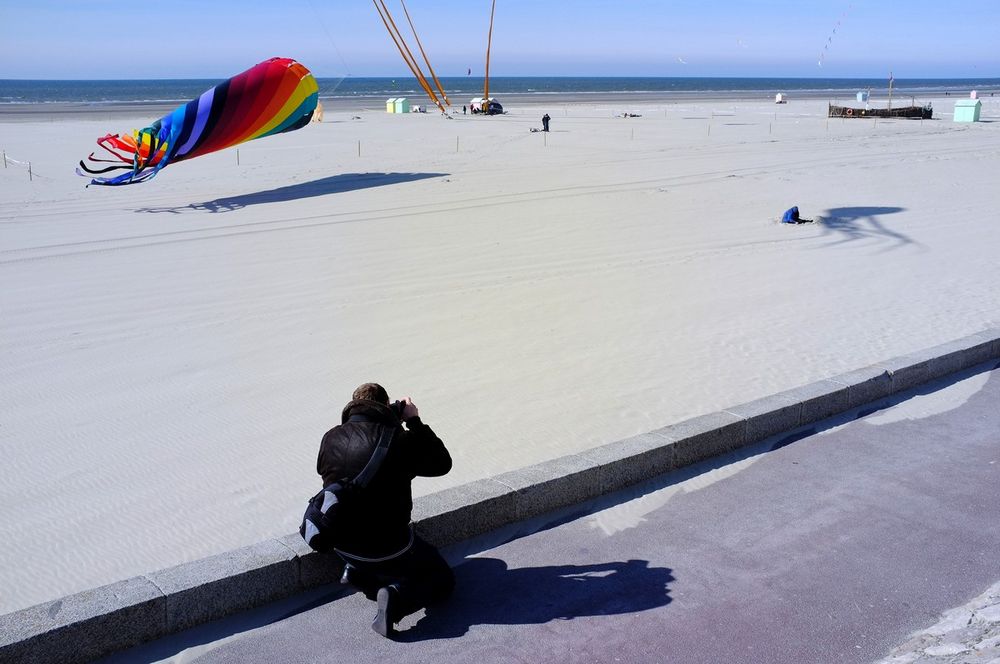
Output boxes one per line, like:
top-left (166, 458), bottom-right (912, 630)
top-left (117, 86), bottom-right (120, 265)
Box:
top-left (817, 3), bottom-right (854, 67)
top-left (677, 57), bottom-right (688, 65)
top-left (77, 57), bottom-right (318, 186)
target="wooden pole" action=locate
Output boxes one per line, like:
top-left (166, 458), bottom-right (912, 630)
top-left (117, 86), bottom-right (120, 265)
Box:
top-left (484, 0), bottom-right (496, 101)
top-left (456, 135), bottom-right (459, 153)
top-left (236, 149), bottom-right (240, 166)
top-left (2, 150), bottom-right (6, 168)
top-left (399, 0), bottom-right (450, 105)
top-left (28, 161), bottom-right (32, 181)
top-left (358, 140), bottom-right (361, 157)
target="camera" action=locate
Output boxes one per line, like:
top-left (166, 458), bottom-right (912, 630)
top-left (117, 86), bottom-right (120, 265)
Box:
top-left (390, 400), bottom-right (406, 419)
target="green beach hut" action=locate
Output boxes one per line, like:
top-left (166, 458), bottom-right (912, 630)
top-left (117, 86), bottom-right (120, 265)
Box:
top-left (953, 99), bottom-right (982, 123)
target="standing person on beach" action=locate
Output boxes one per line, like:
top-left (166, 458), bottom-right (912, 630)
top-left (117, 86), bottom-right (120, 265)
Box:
top-left (316, 383), bottom-right (454, 638)
top-left (542, 113), bottom-right (551, 131)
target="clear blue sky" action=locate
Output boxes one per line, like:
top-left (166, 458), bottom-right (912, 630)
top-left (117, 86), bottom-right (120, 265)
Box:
top-left (1, 1), bottom-right (997, 79)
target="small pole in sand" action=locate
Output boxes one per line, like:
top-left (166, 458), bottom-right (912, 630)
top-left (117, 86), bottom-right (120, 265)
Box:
top-left (769, 122), bottom-right (772, 135)
top-left (236, 149), bottom-right (240, 166)
top-left (28, 161), bottom-right (32, 181)
top-left (358, 140), bottom-right (361, 157)
top-left (631, 127), bottom-right (634, 141)
top-left (2, 150), bottom-right (6, 168)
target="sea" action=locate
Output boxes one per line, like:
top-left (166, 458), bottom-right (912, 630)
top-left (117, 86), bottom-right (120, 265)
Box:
top-left (2, 76), bottom-right (999, 105)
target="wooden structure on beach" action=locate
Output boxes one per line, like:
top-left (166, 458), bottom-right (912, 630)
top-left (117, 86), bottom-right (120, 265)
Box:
top-left (829, 74), bottom-right (932, 120)
top-left (828, 103), bottom-right (933, 119)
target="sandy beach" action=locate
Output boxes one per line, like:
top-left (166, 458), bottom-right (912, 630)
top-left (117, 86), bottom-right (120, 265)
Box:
top-left (2, 93), bottom-right (999, 614)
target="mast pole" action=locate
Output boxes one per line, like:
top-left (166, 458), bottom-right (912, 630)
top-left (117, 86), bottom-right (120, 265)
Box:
top-left (485, 0), bottom-right (496, 102)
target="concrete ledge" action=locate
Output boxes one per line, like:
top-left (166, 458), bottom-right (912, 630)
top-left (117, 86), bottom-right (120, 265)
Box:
top-left (724, 392), bottom-right (802, 443)
top-left (0, 577), bottom-right (164, 664)
top-left (786, 379), bottom-right (851, 425)
top-left (661, 411), bottom-right (747, 468)
top-left (3, 327), bottom-right (999, 663)
top-left (413, 478), bottom-right (518, 549)
top-left (145, 538), bottom-right (299, 633)
top-left (828, 366), bottom-right (894, 409)
top-left (579, 431), bottom-right (675, 489)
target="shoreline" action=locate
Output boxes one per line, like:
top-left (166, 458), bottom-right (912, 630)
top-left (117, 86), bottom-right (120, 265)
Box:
top-left (0, 88), bottom-right (991, 121)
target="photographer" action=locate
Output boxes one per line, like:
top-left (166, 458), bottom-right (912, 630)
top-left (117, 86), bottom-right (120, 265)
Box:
top-left (316, 383), bottom-right (454, 637)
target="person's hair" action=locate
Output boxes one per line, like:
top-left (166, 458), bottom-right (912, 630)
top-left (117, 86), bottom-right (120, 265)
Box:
top-left (352, 383), bottom-right (389, 405)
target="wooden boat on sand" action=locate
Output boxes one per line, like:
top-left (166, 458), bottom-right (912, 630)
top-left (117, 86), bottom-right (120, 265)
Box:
top-left (828, 103), bottom-right (933, 119)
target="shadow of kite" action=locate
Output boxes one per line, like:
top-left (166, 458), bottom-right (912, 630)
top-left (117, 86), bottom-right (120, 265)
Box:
top-left (818, 206), bottom-right (920, 251)
top-left (136, 172), bottom-right (447, 214)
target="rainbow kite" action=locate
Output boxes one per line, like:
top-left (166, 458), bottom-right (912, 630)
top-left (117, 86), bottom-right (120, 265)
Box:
top-left (78, 57), bottom-right (319, 186)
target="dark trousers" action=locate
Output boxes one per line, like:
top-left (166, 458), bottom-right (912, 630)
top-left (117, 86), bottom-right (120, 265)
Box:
top-left (339, 534), bottom-right (454, 619)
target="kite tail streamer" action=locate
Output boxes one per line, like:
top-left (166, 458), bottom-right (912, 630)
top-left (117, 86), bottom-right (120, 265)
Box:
top-left (77, 57), bottom-right (318, 186)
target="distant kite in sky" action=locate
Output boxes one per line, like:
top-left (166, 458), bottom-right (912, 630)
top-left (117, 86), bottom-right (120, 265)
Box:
top-left (817, 3), bottom-right (854, 68)
top-left (77, 57), bottom-right (318, 186)
top-left (677, 57), bottom-right (688, 65)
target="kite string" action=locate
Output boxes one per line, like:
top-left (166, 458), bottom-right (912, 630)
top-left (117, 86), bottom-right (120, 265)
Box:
top-left (304, 0), bottom-right (350, 96)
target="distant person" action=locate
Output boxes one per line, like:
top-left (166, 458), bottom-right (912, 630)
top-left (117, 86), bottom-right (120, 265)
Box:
top-left (542, 113), bottom-right (551, 132)
top-left (463, 105), bottom-right (467, 115)
top-left (316, 383), bottom-right (454, 637)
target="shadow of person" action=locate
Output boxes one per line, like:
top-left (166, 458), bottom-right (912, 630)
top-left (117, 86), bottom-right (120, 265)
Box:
top-left (395, 558), bottom-right (673, 642)
top-left (818, 206), bottom-right (918, 251)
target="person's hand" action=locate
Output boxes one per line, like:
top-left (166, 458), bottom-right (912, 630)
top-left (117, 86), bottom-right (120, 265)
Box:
top-left (400, 397), bottom-right (419, 420)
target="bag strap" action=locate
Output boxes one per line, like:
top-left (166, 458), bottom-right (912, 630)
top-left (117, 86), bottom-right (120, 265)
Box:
top-left (351, 424), bottom-right (396, 488)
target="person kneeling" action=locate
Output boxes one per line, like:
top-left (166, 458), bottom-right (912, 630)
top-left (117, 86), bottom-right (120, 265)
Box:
top-left (316, 383), bottom-right (454, 637)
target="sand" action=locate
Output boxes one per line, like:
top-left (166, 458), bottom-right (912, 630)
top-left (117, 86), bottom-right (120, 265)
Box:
top-left (2, 94), bottom-right (999, 614)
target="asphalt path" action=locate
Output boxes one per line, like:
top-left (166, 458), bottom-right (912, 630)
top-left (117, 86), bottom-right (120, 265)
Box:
top-left (106, 362), bottom-right (1000, 664)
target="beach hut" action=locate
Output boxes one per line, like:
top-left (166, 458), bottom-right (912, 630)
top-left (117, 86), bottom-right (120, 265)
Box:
top-left (393, 98), bottom-right (411, 114)
top-left (856, 90), bottom-right (870, 103)
top-left (385, 97), bottom-right (398, 113)
top-left (953, 99), bottom-right (982, 122)
top-left (775, 93), bottom-right (786, 104)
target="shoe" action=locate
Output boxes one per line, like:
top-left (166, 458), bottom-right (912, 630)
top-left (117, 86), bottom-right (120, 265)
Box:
top-left (372, 586), bottom-right (397, 638)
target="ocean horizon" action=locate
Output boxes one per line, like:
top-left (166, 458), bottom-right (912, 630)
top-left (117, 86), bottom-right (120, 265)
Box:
top-left (3, 76), bottom-right (999, 105)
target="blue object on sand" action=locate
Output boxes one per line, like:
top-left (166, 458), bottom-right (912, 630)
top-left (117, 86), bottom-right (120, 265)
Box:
top-left (781, 206), bottom-right (800, 223)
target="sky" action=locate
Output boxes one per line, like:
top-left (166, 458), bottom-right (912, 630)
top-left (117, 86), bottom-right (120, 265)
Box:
top-left (1, 1), bottom-right (998, 80)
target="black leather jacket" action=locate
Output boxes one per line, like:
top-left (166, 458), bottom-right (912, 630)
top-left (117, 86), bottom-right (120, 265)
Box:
top-left (316, 399), bottom-right (452, 557)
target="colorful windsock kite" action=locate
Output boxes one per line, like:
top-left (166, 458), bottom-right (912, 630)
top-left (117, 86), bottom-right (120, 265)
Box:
top-left (77, 57), bottom-right (319, 186)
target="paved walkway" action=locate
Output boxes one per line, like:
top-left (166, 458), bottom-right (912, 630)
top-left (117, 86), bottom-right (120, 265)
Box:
top-left (105, 364), bottom-right (1000, 664)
